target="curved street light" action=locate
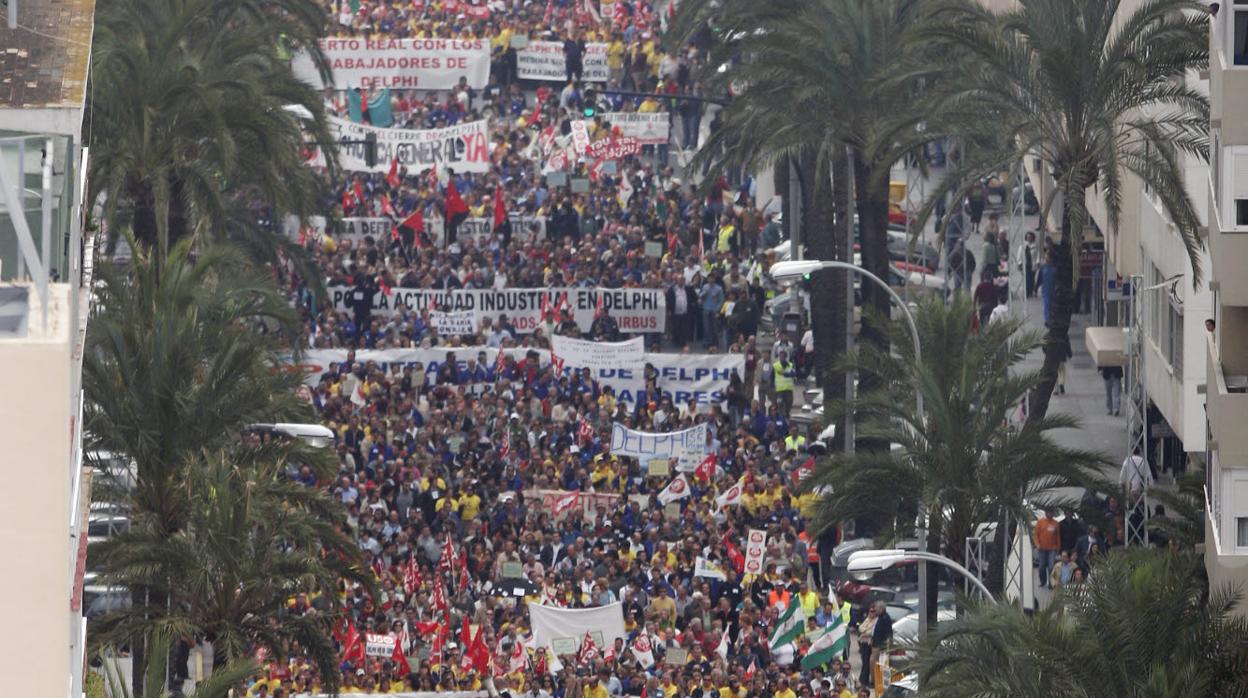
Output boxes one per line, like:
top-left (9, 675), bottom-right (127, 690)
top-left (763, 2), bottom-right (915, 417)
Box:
top-left (770, 259), bottom-right (933, 638)
top-left (848, 549), bottom-right (995, 603)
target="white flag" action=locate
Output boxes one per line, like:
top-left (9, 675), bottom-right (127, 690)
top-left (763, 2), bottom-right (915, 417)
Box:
top-left (657, 473), bottom-right (692, 505)
top-left (715, 624), bottom-right (732, 662)
top-left (715, 475), bottom-right (746, 508)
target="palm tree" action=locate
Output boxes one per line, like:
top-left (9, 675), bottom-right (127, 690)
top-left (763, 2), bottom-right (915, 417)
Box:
top-left (806, 296), bottom-right (1104, 588)
top-left (88, 0), bottom-right (334, 263)
top-left (92, 449), bottom-right (366, 694)
top-left (100, 628), bottom-right (258, 698)
top-left (675, 0), bottom-right (947, 449)
top-left (84, 239), bottom-right (326, 696)
top-left (917, 0), bottom-right (1210, 423)
top-left (84, 238), bottom-right (317, 535)
top-left (912, 550), bottom-right (1248, 696)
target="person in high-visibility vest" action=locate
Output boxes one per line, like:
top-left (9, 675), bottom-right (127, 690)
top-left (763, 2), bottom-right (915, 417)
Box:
top-left (784, 433), bottom-right (806, 453)
top-left (773, 350), bottom-right (796, 416)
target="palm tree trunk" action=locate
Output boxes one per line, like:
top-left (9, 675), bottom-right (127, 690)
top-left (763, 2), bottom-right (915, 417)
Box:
top-left (852, 154), bottom-right (892, 454)
top-left (851, 155), bottom-right (892, 350)
top-left (131, 180), bottom-right (159, 253)
top-left (798, 151), bottom-right (848, 419)
top-left (1028, 195), bottom-right (1078, 423)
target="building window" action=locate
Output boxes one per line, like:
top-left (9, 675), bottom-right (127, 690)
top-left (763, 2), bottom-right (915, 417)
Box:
top-left (1238, 517), bottom-right (1248, 548)
top-left (1235, 1), bottom-right (1248, 66)
top-left (1225, 147), bottom-right (1248, 230)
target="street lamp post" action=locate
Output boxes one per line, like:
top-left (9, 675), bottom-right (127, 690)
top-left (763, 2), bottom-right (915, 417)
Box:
top-left (768, 259), bottom-right (931, 639)
top-left (847, 549), bottom-right (996, 604)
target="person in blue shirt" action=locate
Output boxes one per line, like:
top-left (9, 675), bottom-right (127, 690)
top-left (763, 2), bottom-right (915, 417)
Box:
top-left (699, 274), bottom-right (725, 350)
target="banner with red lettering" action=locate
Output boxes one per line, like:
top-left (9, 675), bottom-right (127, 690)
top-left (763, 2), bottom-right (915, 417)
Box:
top-left (294, 38), bottom-right (491, 90)
top-left (603, 112), bottom-right (671, 146)
top-left (319, 116), bottom-right (491, 174)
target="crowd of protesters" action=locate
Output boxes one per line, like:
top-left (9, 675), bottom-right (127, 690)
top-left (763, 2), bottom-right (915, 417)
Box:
top-left (239, 2), bottom-right (893, 698)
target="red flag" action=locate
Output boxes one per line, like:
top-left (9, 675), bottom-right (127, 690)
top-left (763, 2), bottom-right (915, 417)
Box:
top-left (430, 624), bottom-right (447, 667)
top-left (694, 452), bottom-right (716, 483)
top-left (578, 419), bottom-right (595, 442)
top-left (379, 275), bottom-right (392, 297)
top-left (431, 581), bottom-right (448, 613)
top-left (341, 188), bottom-right (353, 212)
top-left (439, 536), bottom-right (459, 574)
top-left (551, 491), bottom-right (580, 517)
top-left (390, 225), bottom-right (401, 242)
top-left (445, 178), bottom-right (469, 220)
top-left (493, 185), bottom-right (507, 231)
top-left (725, 538), bottom-right (745, 574)
top-left (400, 208), bottom-right (424, 232)
top-left (414, 620), bottom-right (440, 635)
top-left (381, 193), bottom-right (395, 217)
top-left (403, 555), bottom-right (422, 596)
top-left (386, 158), bottom-right (400, 188)
top-left (460, 616), bottom-right (473, 648)
top-left (470, 625), bottom-right (492, 673)
top-left (744, 657), bottom-right (757, 681)
top-left (392, 627), bottom-right (411, 675)
top-left (791, 455), bottom-right (816, 486)
top-left (576, 631), bottom-right (599, 664)
top-left (336, 618), bottom-right (366, 666)
top-left (353, 180), bottom-right (365, 208)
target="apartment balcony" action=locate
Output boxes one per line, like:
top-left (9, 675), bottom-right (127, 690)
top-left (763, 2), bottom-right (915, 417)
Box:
top-left (1208, 335), bottom-right (1248, 463)
top-left (1209, 184), bottom-right (1248, 308)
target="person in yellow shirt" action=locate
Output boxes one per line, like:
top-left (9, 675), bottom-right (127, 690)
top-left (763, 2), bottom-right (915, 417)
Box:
top-left (774, 677), bottom-right (798, 698)
top-left (458, 488), bottom-right (482, 520)
top-left (719, 675), bottom-right (748, 698)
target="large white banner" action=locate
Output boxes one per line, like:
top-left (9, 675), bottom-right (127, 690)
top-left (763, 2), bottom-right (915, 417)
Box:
top-left (516, 41), bottom-right (609, 82)
top-left (528, 602), bottom-right (626, 654)
top-left (604, 112), bottom-right (671, 146)
top-left (328, 286), bottom-right (666, 334)
top-left (610, 422), bottom-right (709, 470)
top-left (333, 217), bottom-right (447, 247)
top-left (551, 335), bottom-right (644, 372)
top-left (294, 38), bottom-right (491, 90)
top-left (449, 214), bottom-right (547, 246)
top-left (294, 348), bottom-right (742, 409)
top-left (322, 116), bottom-right (491, 175)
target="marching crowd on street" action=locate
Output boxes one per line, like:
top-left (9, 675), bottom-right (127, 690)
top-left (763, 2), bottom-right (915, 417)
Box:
top-left (246, 2), bottom-right (882, 697)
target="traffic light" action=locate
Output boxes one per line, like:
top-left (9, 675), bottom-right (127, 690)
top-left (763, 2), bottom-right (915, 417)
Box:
top-left (364, 132), bottom-right (378, 168)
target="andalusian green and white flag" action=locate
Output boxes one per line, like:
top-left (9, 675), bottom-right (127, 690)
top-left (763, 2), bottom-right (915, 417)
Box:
top-left (769, 598), bottom-right (805, 650)
top-left (800, 614), bottom-right (848, 670)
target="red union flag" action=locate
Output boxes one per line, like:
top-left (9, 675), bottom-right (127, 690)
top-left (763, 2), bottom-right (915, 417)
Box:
top-left (791, 455), bottom-right (816, 486)
top-left (630, 632), bottom-right (655, 668)
top-left (694, 452), bottom-right (716, 482)
top-left (657, 473), bottom-right (691, 505)
top-left (551, 491), bottom-right (580, 517)
top-left (716, 475), bottom-right (746, 508)
top-left (578, 419), bottom-right (595, 442)
top-left (576, 631), bottom-right (599, 664)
